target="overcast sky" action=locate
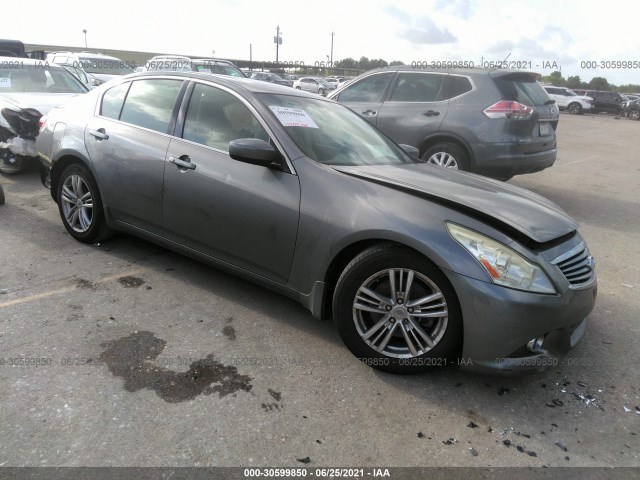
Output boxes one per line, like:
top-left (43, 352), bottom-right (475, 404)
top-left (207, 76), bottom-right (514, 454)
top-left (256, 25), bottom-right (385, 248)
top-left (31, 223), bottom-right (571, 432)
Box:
top-left (6, 0), bottom-right (640, 85)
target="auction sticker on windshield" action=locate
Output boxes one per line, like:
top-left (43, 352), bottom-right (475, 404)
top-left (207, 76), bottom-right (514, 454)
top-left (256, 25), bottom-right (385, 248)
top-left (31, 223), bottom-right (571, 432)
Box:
top-left (269, 106), bottom-right (319, 128)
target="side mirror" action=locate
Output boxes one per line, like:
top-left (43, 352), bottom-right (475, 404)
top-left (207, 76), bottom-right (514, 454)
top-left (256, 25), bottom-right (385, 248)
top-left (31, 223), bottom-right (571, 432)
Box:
top-left (229, 138), bottom-right (281, 168)
top-left (399, 144), bottom-right (420, 158)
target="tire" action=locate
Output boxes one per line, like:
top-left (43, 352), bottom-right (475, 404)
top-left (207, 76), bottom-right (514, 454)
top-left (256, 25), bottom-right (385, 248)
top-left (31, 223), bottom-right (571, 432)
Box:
top-left (0, 185), bottom-right (5, 205)
top-left (56, 163), bottom-right (112, 243)
top-left (295, 86), bottom-right (301, 90)
top-left (319, 88), bottom-right (326, 96)
top-left (421, 142), bottom-right (469, 171)
top-left (332, 244), bottom-right (462, 374)
top-left (629, 110), bottom-right (640, 121)
top-left (567, 103), bottom-right (583, 115)
top-left (0, 152), bottom-right (32, 174)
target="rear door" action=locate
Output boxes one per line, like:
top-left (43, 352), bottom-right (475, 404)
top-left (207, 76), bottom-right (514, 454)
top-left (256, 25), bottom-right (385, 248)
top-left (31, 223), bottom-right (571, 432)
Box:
top-left (331, 71), bottom-right (396, 125)
top-left (85, 78), bottom-right (185, 235)
top-left (492, 72), bottom-right (559, 155)
top-left (376, 71), bottom-right (447, 147)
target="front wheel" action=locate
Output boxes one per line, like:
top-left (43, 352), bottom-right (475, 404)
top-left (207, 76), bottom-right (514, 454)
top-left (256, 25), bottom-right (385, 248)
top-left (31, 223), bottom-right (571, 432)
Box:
top-left (57, 163), bottom-right (112, 243)
top-left (567, 103), bottom-right (583, 115)
top-left (421, 143), bottom-right (469, 171)
top-left (629, 110), bottom-right (640, 121)
top-left (333, 244), bottom-right (462, 374)
top-left (295, 86), bottom-right (301, 90)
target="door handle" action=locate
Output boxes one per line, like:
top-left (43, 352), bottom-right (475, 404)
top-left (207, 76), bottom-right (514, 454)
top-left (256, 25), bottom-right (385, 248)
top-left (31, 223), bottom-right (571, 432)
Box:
top-left (89, 129), bottom-right (109, 140)
top-left (361, 110), bottom-right (377, 117)
top-left (169, 156), bottom-right (196, 170)
top-left (422, 110), bottom-right (440, 117)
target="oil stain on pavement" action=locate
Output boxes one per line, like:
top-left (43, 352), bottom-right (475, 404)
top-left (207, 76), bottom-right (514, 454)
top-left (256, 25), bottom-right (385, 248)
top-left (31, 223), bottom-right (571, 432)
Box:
top-left (98, 331), bottom-right (253, 403)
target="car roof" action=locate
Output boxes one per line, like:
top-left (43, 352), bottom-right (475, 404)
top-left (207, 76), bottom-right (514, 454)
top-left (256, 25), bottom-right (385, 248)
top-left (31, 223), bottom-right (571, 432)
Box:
top-left (363, 65), bottom-right (542, 78)
top-left (122, 71), bottom-right (322, 98)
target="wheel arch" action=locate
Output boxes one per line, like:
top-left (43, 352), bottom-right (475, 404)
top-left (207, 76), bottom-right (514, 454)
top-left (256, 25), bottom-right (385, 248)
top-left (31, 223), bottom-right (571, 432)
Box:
top-left (318, 237), bottom-right (459, 321)
top-left (49, 151), bottom-right (94, 203)
top-left (418, 133), bottom-right (475, 168)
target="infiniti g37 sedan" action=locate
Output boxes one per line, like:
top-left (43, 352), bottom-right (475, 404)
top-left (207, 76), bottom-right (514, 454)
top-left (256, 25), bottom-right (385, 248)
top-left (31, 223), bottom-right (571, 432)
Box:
top-left (36, 72), bottom-right (597, 374)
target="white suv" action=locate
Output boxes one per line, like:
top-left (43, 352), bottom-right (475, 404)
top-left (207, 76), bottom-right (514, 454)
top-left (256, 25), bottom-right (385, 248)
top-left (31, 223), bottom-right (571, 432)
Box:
top-left (543, 86), bottom-right (593, 115)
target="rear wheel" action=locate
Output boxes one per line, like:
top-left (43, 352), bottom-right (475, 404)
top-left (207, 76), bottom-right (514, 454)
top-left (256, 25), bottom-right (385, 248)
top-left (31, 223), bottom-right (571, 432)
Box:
top-left (56, 163), bottom-right (112, 243)
top-left (0, 184), bottom-right (5, 205)
top-left (421, 143), bottom-right (469, 171)
top-left (567, 103), bottom-right (583, 115)
top-left (629, 110), bottom-right (640, 121)
top-left (333, 244), bottom-right (462, 374)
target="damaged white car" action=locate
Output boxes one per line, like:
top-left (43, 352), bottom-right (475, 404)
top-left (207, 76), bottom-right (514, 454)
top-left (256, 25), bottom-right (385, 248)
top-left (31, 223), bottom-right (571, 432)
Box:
top-left (0, 58), bottom-right (87, 174)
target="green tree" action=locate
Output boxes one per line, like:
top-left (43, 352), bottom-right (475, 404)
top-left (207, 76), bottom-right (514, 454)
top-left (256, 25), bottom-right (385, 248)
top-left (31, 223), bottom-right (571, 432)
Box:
top-left (540, 71), bottom-right (565, 86)
top-left (589, 77), bottom-right (610, 90)
top-left (334, 57), bottom-right (358, 69)
top-left (389, 60), bottom-right (405, 66)
top-left (566, 75), bottom-right (582, 89)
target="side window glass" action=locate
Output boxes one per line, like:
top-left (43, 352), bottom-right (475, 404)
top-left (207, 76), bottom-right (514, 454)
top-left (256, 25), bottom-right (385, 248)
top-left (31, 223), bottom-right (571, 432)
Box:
top-left (119, 79), bottom-right (183, 133)
top-left (390, 73), bottom-right (444, 102)
top-left (100, 82), bottom-right (130, 119)
top-left (337, 72), bottom-right (395, 102)
top-left (443, 75), bottom-right (472, 100)
top-left (182, 83), bottom-right (268, 151)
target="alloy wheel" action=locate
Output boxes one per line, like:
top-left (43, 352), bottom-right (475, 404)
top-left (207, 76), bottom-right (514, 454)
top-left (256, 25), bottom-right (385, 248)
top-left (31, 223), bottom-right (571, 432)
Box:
top-left (352, 268), bottom-right (449, 358)
top-left (425, 151), bottom-right (459, 169)
top-left (60, 174), bottom-right (93, 233)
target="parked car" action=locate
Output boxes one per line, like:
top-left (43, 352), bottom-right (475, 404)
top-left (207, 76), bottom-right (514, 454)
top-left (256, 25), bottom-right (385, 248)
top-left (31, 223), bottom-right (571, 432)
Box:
top-left (0, 57), bottom-right (88, 173)
top-left (622, 99), bottom-right (640, 120)
top-left (572, 90), bottom-right (626, 115)
top-left (47, 52), bottom-right (134, 87)
top-left (249, 72), bottom-right (293, 87)
top-left (283, 74), bottom-right (301, 81)
top-left (325, 76), bottom-right (352, 87)
top-left (36, 71), bottom-right (596, 375)
top-left (293, 76), bottom-right (336, 96)
top-left (328, 67), bottom-right (559, 180)
top-left (146, 55), bottom-right (245, 78)
top-left (542, 85), bottom-right (592, 114)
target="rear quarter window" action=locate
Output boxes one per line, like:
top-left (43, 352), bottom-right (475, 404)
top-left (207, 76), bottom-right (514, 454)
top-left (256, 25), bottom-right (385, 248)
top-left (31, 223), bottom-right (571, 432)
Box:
top-left (494, 75), bottom-right (550, 106)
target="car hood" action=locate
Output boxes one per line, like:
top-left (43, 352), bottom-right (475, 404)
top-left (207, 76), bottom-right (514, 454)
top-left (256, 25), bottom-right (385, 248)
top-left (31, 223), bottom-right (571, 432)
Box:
top-left (0, 92), bottom-right (81, 115)
top-left (332, 163), bottom-right (578, 244)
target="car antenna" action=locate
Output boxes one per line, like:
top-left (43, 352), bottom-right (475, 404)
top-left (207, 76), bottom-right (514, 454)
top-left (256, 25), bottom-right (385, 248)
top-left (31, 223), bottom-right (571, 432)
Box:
top-left (488, 51), bottom-right (511, 74)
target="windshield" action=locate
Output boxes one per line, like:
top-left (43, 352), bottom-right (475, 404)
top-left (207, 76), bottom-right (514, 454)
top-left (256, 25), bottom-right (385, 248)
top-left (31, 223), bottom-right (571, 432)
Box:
top-left (0, 66), bottom-right (87, 93)
top-left (315, 78), bottom-right (332, 88)
top-left (258, 93), bottom-right (413, 166)
top-left (565, 89), bottom-right (577, 96)
top-left (495, 74), bottom-right (551, 106)
top-left (79, 57), bottom-right (133, 75)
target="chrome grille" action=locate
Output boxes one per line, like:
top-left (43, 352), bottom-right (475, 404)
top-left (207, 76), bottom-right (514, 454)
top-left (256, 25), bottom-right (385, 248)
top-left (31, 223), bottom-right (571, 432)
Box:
top-left (552, 242), bottom-right (595, 288)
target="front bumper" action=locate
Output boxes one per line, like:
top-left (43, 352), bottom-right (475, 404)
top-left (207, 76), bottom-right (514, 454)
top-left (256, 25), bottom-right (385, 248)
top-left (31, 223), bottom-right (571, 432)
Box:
top-left (444, 269), bottom-right (597, 374)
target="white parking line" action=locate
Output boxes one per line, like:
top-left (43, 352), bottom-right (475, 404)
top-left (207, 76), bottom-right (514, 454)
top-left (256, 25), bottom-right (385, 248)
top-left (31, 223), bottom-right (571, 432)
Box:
top-left (0, 269), bottom-right (146, 309)
top-left (562, 155), bottom-right (597, 167)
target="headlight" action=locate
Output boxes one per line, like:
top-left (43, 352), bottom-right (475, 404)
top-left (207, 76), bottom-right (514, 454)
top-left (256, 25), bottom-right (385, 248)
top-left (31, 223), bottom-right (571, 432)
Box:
top-left (446, 223), bottom-right (556, 294)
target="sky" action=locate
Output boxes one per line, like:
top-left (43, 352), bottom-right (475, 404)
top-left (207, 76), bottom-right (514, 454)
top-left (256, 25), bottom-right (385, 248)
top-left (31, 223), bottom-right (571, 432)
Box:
top-left (5, 0), bottom-right (640, 86)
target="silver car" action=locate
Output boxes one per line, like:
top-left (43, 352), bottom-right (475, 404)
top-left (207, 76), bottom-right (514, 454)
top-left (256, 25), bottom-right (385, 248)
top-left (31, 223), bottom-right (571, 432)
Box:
top-left (37, 72), bottom-right (596, 375)
top-left (293, 76), bottom-right (336, 96)
top-left (0, 57), bottom-right (88, 173)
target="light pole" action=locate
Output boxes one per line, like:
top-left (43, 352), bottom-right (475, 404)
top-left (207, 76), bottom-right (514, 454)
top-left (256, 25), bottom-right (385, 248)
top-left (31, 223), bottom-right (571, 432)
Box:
top-left (330, 31), bottom-right (334, 66)
top-left (83, 29), bottom-right (87, 49)
top-left (274, 26), bottom-right (282, 63)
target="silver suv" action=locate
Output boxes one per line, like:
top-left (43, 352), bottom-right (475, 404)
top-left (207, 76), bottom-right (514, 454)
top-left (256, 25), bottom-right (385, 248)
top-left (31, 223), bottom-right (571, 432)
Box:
top-left (328, 67), bottom-right (559, 180)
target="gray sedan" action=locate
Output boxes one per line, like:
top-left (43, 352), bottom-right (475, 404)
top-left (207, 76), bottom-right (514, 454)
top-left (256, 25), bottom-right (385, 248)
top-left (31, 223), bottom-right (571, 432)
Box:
top-left (36, 72), bottom-right (597, 374)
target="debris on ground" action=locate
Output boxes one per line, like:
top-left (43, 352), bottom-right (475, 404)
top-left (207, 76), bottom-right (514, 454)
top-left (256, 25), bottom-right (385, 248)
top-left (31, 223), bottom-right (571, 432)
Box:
top-left (417, 432), bottom-right (425, 438)
top-left (469, 448), bottom-right (478, 456)
top-left (554, 442), bottom-right (568, 452)
top-left (443, 438), bottom-right (457, 445)
top-left (467, 421), bottom-right (478, 429)
top-left (296, 457), bottom-right (311, 463)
